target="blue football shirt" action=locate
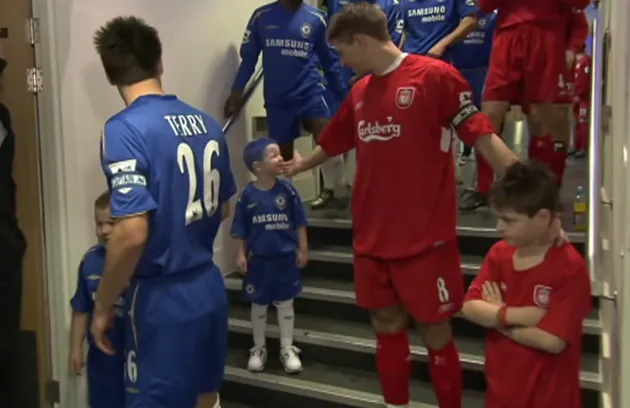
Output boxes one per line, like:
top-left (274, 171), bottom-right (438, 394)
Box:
top-left (231, 180), bottom-right (307, 256)
top-left (451, 11), bottom-right (496, 70)
top-left (100, 94), bottom-right (237, 278)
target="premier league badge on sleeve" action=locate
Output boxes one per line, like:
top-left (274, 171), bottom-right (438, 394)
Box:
top-left (533, 285), bottom-right (552, 308)
top-left (395, 87), bottom-right (415, 110)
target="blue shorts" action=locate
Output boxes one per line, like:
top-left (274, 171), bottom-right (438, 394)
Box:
top-left (87, 349), bottom-right (125, 408)
top-left (266, 94), bottom-right (331, 144)
top-left (461, 68), bottom-right (488, 109)
top-left (242, 253), bottom-right (302, 305)
top-left (124, 266), bottom-right (228, 408)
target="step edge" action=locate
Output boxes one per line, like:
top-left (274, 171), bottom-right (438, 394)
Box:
top-left (308, 218), bottom-right (586, 243)
top-left (309, 249), bottom-right (481, 273)
top-left (224, 366), bottom-right (437, 408)
top-left (224, 277), bottom-right (601, 335)
top-left (228, 318), bottom-right (602, 391)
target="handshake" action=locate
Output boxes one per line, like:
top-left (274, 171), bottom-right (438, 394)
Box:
top-left (280, 151), bottom-right (306, 177)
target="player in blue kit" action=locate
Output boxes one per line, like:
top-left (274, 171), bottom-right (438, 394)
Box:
top-left (69, 191), bottom-right (125, 408)
top-left (326, 0), bottom-right (404, 85)
top-left (91, 17), bottom-right (236, 408)
top-left (231, 138), bottom-right (308, 374)
top-left (451, 10), bottom-right (496, 162)
top-left (225, 0), bottom-right (348, 209)
top-left (401, 0), bottom-right (479, 61)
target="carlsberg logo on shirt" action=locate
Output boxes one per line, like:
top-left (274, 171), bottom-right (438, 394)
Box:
top-left (357, 118), bottom-right (402, 143)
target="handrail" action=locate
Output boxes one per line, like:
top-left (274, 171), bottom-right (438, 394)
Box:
top-left (222, 66), bottom-right (264, 134)
top-left (587, 13), bottom-right (604, 290)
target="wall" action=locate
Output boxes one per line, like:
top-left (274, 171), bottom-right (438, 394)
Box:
top-left (33, 0), bottom-right (268, 406)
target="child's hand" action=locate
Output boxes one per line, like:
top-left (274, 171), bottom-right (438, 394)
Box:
top-left (236, 253), bottom-right (248, 274)
top-left (70, 347), bottom-right (85, 375)
top-left (482, 281), bottom-right (503, 306)
top-left (296, 248), bottom-right (308, 268)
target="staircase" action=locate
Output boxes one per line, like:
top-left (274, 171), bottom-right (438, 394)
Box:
top-left (219, 167), bottom-right (603, 408)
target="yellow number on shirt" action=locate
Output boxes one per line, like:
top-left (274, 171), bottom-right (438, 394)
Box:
top-left (177, 140), bottom-right (221, 225)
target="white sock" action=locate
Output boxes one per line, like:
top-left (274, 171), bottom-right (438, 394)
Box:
top-left (320, 155), bottom-right (345, 191)
top-left (251, 303), bottom-right (268, 349)
top-left (386, 405), bottom-right (408, 408)
top-left (274, 299), bottom-right (295, 348)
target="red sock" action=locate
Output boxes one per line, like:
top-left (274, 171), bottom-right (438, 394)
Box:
top-left (427, 338), bottom-right (462, 408)
top-left (528, 134), bottom-right (552, 165)
top-left (550, 141), bottom-right (568, 184)
top-left (376, 331), bottom-right (411, 405)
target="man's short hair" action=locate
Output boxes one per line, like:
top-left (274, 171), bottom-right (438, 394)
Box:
top-left (93, 16), bottom-right (162, 86)
top-left (327, 3), bottom-right (390, 43)
top-left (94, 190), bottom-right (110, 210)
top-left (489, 162), bottom-right (561, 217)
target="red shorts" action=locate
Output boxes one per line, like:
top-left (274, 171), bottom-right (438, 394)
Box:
top-left (484, 25), bottom-right (570, 106)
top-left (353, 240), bottom-right (464, 324)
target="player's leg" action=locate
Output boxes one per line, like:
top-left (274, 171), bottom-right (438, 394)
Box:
top-left (461, 32), bottom-right (519, 211)
top-left (524, 26), bottom-right (572, 184)
top-left (574, 103), bottom-right (590, 157)
top-left (266, 107), bottom-right (299, 162)
top-left (302, 95), bottom-right (347, 209)
top-left (272, 253), bottom-right (304, 373)
top-left (242, 256), bottom-right (273, 372)
top-left (197, 271), bottom-right (230, 408)
top-left (525, 106), bottom-right (553, 167)
top-left (354, 255), bottom-right (411, 407)
top-left (392, 241), bottom-right (465, 408)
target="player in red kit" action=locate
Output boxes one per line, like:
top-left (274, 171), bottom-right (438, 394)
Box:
top-left (285, 4), bottom-right (524, 408)
top-left (460, 0), bottom-right (591, 211)
top-left (462, 162), bottom-right (591, 408)
top-left (572, 43), bottom-right (592, 158)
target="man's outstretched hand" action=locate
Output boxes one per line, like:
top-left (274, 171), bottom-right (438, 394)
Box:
top-left (283, 150), bottom-right (304, 177)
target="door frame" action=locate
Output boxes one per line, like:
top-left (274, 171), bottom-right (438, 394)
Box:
top-left (30, 0), bottom-right (81, 406)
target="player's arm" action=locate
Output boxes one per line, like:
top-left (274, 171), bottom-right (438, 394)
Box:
top-left (559, 0), bottom-right (590, 10)
top-left (69, 260), bottom-right (90, 352)
top-left (314, 13), bottom-right (348, 101)
top-left (436, 0), bottom-right (479, 49)
top-left (502, 263), bottom-right (592, 354)
top-left (462, 246), bottom-right (547, 328)
top-left (478, 0), bottom-right (502, 13)
top-left (232, 11), bottom-right (263, 95)
top-left (434, 64), bottom-right (518, 177)
top-left (231, 189), bottom-right (249, 270)
top-left (95, 120), bottom-right (156, 313)
top-left (567, 10), bottom-right (589, 54)
top-left (291, 95), bottom-right (356, 174)
top-left (386, 1), bottom-right (404, 47)
top-left (288, 182), bottom-right (308, 252)
top-left (218, 137), bottom-right (238, 222)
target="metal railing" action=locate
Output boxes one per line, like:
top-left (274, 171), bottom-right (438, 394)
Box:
top-left (222, 66), bottom-right (264, 134)
top-left (587, 13), bottom-right (604, 293)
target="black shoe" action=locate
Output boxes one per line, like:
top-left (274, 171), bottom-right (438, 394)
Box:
top-left (459, 189), bottom-right (488, 211)
top-left (310, 189), bottom-right (335, 209)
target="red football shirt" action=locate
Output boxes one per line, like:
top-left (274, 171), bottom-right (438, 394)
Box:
top-left (479, 0), bottom-right (587, 30)
top-left (318, 54), bottom-right (495, 259)
top-left (465, 241), bottom-right (592, 408)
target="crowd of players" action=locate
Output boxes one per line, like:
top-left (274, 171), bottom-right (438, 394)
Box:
top-left (68, 1), bottom-right (594, 408)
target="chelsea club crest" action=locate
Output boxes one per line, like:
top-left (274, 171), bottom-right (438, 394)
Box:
top-left (300, 23), bottom-right (312, 39)
top-left (275, 194), bottom-right (287, 210)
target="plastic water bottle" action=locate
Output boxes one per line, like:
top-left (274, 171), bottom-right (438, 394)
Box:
top-left (573, 186), bottom-right (587, 232)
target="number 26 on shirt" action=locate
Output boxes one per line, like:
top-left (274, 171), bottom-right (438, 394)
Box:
top-left (177, 140), bottom-right (221, 225)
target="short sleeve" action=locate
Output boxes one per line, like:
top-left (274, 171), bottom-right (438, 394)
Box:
top-left (431, 64), bottom-right (496, 146)
top-left (69, 260), bottom-right (92, 314)
top-left (101, 118), bottom-right (158, 217)
top-left (318, 94), bottom-right (356, 156)
top-left (230, 190), bottom-right (248, 240)
top-left (218, 138), bottom-right (237, 205)
top-left (464, 243), bottom-right (503, 301)
top-left (457, 0), bottom-right (479, 17)
top-left (287, 182), bottom-right (307, 229)
top-left (536, 264), bottom-right (592, 344)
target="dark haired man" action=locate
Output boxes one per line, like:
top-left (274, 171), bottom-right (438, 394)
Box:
top-left (91, 16), bottom-right (236, 408)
